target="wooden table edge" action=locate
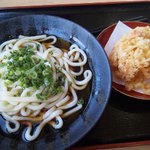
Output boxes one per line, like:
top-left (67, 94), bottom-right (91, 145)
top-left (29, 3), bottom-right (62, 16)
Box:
top-left (0, 0), bottom-right (149, 10)
top-left (71, 140), bottom-right (150, 149)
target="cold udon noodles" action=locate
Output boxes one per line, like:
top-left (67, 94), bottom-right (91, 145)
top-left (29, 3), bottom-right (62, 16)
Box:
top-left (0, 35), bottom-right (92, 141)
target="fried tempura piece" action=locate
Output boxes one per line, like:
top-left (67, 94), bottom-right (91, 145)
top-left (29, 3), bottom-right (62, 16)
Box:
top-left (109, 26), bottom-right (150, 93)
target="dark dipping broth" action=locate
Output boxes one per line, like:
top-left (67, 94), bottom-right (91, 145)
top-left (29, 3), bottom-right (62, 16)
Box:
top-left (0, 35), bottom-right (92, 142)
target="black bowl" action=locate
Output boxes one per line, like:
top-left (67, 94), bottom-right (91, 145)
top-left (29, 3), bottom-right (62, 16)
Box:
top-left (0, 15), bottom-right (111, 149)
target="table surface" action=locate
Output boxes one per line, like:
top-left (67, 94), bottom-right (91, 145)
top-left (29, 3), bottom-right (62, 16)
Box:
top-left (0, 0), bottom-right (149, 9)
top-left (0, 2), bottom-right (150, 150)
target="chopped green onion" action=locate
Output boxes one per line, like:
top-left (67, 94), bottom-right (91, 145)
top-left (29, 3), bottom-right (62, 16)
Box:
top-left (77, 98), bottom-right (84, 105)
top-left (26, 91), bottom-right (31, 97)
top-left (49, 51), bottom-right (53, 55)
top-left (1, 46), bottom-right (65, 100)
top-left (68, 81), bottom-right (72, 86)
top-left (4, 80), bottom-right (13, 87)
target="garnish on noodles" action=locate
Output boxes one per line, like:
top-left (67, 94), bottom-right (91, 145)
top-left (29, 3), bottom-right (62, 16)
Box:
top-left (0, 35), bottom-right (92, 141)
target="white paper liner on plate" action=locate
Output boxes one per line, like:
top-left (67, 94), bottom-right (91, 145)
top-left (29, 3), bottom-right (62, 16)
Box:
top-left (104, 21), bottom-right (143, 94)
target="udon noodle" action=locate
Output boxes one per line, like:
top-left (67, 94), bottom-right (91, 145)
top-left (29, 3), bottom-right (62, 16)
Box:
top-left (0, 35), bottom-right (92, 141)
